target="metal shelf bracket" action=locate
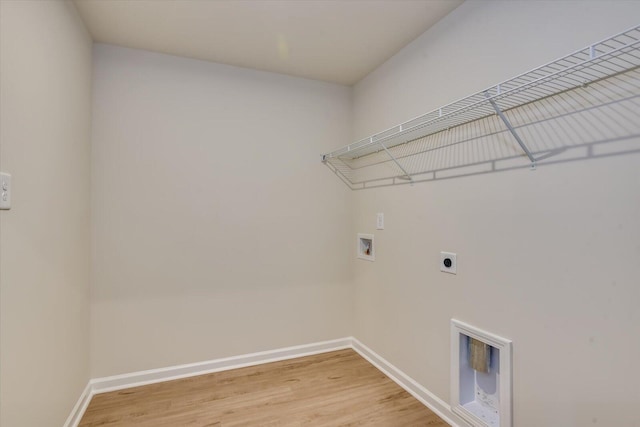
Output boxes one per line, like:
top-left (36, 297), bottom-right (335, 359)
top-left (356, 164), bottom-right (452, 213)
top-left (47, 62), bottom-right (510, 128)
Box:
top-left (379, 141), bottom-right (414, 183)
top-left (484, 91), bottom-right (537, 169)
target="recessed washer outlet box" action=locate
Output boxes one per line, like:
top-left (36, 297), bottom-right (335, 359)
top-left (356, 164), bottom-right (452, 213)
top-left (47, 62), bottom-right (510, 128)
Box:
top-left (451, 319), bottom-right (512, 427)
top-left (441, 251), bottom-right (457, 274)
top-left (357, 233), bottom-right (375, 261)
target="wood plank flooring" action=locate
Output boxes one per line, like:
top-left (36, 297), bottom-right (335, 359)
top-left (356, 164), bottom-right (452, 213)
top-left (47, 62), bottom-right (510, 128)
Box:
top-left (79, 349), bottom-right (448, 426)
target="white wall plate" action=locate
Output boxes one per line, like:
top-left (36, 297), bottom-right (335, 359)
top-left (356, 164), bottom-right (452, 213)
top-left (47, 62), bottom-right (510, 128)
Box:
top-left (440, 251), bottom-right (456, 274)
top-left (0, 173), bottom-right (11, 210)
top-left (357, 233), bottom-right (375, 261)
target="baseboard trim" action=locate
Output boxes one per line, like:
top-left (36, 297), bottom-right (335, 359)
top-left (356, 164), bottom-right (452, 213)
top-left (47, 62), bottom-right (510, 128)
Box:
top-left (351, 338), bottom-right (468, 427)
top-left (63, 382), bottom-right (92, 427)
top-left (66, 336), bottom-right (468, 427)
top-left (90, 337), bottom-right (352, 395)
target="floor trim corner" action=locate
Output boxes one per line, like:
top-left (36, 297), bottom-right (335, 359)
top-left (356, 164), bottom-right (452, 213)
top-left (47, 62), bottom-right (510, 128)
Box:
top-left (63, 382), bottom-right (93, 427)
top-left (65, 336), bottom-right (468, 427)
top-left (351, 337), bottom-right (468, 427)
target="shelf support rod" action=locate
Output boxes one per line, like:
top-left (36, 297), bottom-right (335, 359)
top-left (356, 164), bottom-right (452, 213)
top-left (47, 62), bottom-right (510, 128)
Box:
top-left (484, 92), bottom-right (536, 168)
top-left (379, 141), bottom-right (414, 183)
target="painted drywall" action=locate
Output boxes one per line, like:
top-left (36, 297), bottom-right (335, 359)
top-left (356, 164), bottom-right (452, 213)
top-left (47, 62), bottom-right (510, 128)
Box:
top-left (90, 44), bottom-right (354, 377)
top-left (0, 1), bottom-right (92, 426)
top-left (351, 1), bottom-right (640, 426)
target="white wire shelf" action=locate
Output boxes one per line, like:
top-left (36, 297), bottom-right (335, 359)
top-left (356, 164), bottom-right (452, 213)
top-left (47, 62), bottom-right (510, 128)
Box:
top-left (322, 25), bottom-right (640, 189)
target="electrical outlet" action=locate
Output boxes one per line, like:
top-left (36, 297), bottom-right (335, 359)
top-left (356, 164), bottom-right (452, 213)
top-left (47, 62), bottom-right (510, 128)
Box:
top-left (440, 251), bottom-right (456, 274)
top-left (0, 173), bottom-right (11, 210)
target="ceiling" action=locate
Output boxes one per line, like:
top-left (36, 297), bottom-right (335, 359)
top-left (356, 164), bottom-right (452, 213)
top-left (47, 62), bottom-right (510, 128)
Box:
top-left (73, 0), bottom-right (463, 86)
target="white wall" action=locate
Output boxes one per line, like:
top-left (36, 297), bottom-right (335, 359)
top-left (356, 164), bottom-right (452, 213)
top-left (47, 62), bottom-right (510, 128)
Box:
top-left (0, 1), bottom-right (92, 426)
top-left (3, 2), bottom-right (639, 424)
top-left (352, 1), bottom-right (640, 426)
top-left (90, 45), bottom-right (354, 377)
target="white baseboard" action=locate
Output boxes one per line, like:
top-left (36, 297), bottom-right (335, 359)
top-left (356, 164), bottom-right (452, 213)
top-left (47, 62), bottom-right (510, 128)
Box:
top-left (89, 337), bottom-right (352, 395)
top-left (64, 338), bottom-right (351, 426)
top-left (65, 336), bottom-right (468, 427)
top-left (351, 337), bottom-right (468, 427)
top-left (63, 382), bottom-right (92, 427)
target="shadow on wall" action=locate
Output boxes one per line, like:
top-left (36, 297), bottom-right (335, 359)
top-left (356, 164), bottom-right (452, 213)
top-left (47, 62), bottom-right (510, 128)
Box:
top-left (325, 67), bottom-right (640, 189)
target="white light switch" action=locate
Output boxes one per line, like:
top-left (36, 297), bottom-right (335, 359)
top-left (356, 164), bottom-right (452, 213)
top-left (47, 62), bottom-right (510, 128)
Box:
top-left (0, 173), bottom-right (11, 210)
top-left (376, 212), bottom-right (384, 230)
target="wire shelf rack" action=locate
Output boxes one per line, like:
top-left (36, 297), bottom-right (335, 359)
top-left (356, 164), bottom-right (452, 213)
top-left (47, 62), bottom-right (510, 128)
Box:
top-left (322, 25), bottom-right (640, 189)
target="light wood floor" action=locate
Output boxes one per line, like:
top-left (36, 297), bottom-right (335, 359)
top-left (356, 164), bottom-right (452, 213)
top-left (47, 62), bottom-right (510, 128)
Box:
top-left (79, 349), bottom-right (448, 426)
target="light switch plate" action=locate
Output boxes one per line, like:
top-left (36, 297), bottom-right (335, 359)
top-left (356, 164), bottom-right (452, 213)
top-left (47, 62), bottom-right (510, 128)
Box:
top-left (376, 212), bottom-right (384, 230)
top-left (0, 173), bottom-right (11, 210)
top-left (440, 251), bottom-right (457, 274)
